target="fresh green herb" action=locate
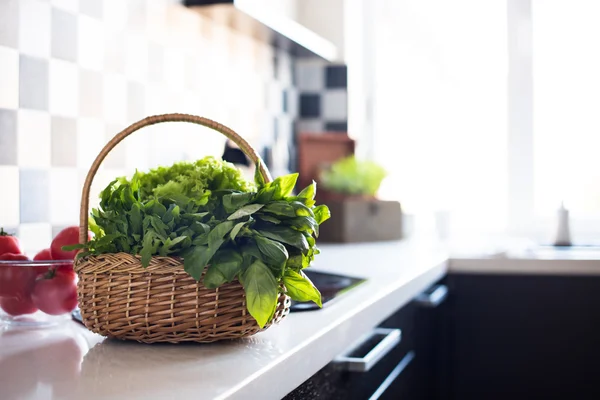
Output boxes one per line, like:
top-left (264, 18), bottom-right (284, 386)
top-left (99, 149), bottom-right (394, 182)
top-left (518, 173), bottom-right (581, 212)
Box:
top-left (82, 157), bottom-right (329, 328)
top-left (320, 156), bottom-right (387, 197)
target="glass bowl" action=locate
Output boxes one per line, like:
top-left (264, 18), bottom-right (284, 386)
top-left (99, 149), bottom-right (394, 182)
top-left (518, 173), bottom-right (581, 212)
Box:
top-left (0, 260), bottom-right (77, 327)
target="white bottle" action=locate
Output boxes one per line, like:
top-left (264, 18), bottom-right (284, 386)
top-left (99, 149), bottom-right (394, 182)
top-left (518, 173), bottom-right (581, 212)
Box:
top-left (553, 201), bottom-right (572, 246)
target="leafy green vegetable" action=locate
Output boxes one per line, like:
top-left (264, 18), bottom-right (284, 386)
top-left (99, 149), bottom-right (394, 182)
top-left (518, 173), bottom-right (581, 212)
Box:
top-left (320, 156), bottom-right (387, 196)
top-left (283, 270), bottom-right (322, 307)
top-left (240, 260), bottom-right (279, 328)
top-left (81, 156), bottom-right (329, 328)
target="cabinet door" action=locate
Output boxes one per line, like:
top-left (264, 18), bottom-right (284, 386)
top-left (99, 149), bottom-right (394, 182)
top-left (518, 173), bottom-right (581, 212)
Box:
top-left (447, 274), bottom-right (600, 400)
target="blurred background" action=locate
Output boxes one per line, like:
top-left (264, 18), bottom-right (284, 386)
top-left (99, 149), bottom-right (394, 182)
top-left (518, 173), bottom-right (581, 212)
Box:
top-left (0, 0), bottom-right (599, 253)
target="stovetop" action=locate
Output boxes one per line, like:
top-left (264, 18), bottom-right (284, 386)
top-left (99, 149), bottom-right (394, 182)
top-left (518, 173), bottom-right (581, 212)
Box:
top-left (289, 270), bottom-right (367, 312)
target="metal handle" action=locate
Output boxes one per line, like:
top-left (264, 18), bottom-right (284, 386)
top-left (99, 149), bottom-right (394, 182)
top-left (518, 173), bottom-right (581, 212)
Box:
top-left (333, 328), bottom-right (401, 372)
top-left (369, 351), bottom-right (416, 400)
top-left (414, 284), bottom-right (448, 308)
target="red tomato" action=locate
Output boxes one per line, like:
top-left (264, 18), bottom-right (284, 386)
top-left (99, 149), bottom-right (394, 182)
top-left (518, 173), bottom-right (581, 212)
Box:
top-left (33, 248), bottom-right (52, 261)
top-left (31, 271), bottom-right (78, 315)
top-left (0, 253), bottom-right (29, 261)
top-left (50, 227), bottom-right (91, 261)
top-left (0, 228), bottom-right (22, 256)
top-left (0, 254), bottom-right (36, 298)
top-left (55, 262), bottom-right (76, 279)
top-left (0, 296), bottom-right (38, 316)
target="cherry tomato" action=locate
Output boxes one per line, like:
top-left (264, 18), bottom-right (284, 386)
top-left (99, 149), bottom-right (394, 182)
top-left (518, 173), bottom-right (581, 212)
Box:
top-left (50, 227), bottom-right (91, 261)
top-left (33, 248), bottom-right (52, 261)
top-left (0, 296), bottom-right (38, 316)
top-left (31, 271), bottom-right (78, 315)
top-left (0, 228), bottom-right (22, 256)
top-left (0, 254), bottom-right (36, 298)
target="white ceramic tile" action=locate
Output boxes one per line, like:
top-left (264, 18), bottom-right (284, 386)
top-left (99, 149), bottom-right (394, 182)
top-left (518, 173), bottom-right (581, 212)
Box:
top-left (295, 61), bottom-right (324, 91)
top-left (18, 0), bottom-right (51, 58)
top-left (124, 33), bottom-right (148, 82)
top-left (49, 59), bottom-right (79, 117)
top-left (322, 90), bottom-right (348, 120)
top-left (163, 48), bottom-right (185, 90)
top-left (0, 46), bottom-right (18, 109)
top-left (144, 83), bottom-right (167, 116)
top-left (17, 223), bottom-right (52, 257)
top-left (0, 166), bottom-right (20, 226)
top-left (51, 0), bottom-right (78, 13)
top-left (76, 117), bottom-right (105, 172)
top-left (268, 81), bottom-right (283, 115)
top-left (17, 110), bottom-right (51, 168)
top-left (102, 1), bottom-right (127, 33)
top-left (78, 15), bottom-right (104, 71)
top-left (49, 167), bottom-right (79, 225)
top-left (103, 73), bottom-right (127, 124)
top-left (296, 119), bottom-right (324, 134)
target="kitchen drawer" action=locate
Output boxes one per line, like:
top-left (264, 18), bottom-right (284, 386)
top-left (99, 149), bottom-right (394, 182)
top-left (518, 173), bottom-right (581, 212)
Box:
top-left (285, 304), bottom-right (416, 400)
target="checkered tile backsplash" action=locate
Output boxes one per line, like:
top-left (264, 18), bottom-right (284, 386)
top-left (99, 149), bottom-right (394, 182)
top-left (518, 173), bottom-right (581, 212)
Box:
top-left (0, 0), bottom-right (305, 255)
top-left (296, 58), bottom-right (349, 134)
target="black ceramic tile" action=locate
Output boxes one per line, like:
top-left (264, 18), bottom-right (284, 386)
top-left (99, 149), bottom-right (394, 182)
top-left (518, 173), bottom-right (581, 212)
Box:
top-left (51, 8), bottom-right (78, 62)
top-left (79, 69), bottom-right (103, 118)
top-left (324, 121), bottom-right (348, 132)
top-left (51, 116), bottom-right (77, 167)
top-left (20, 169), bottom-right (49, 223)
top-left (127, 81), bottom-right (145, 122)
top-left (299, 94), bottom-right (321, 118)
top-left (325, 65), bottom-right (348, 89)
top-left (148, 42), bottom-right (164, 83)
top-left (0, 109), bottom-right (17, 165)
top-left (79, 0), bottom-right (103, 19)
top-left (19, 55), bottom-right (49, 111)
top-left (0, 0), bottom-right (19, 48)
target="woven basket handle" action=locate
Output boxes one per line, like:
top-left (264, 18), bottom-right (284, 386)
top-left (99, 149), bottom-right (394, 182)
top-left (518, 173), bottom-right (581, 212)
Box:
top-left (79, 113), bottom-right (272, 244)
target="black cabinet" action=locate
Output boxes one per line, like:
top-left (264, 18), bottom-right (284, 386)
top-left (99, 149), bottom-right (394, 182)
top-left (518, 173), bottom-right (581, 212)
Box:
top-left (446, 273), bottom-right (600, 400)
top-left (285, 281), bottom-right (448, 400)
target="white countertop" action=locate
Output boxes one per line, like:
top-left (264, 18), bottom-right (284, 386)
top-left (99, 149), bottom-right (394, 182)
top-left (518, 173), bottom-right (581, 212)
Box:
top-left (0, 240), bottom-right (448, 400)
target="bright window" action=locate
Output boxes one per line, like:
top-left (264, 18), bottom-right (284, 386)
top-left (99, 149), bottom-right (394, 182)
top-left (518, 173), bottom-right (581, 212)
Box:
top-left (533, 0), bottom-right (600, 218)
top-left (364, 0), bottom-right (600, 239)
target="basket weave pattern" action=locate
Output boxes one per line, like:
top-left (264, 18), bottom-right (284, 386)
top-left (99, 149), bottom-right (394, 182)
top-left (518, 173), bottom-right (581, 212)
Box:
top-left (76, 254), bottom-right (290, 343)
top-left (75, 114), bottom-right (291, 343)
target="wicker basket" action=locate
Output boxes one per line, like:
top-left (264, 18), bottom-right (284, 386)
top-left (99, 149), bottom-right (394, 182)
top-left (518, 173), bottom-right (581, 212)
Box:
top-left (74, 113), bottom-right (291, 343)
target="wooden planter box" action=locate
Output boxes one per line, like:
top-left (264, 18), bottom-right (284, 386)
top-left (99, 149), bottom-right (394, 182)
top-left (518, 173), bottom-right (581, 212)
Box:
top-left (318, 199), bottom-right (403, 243)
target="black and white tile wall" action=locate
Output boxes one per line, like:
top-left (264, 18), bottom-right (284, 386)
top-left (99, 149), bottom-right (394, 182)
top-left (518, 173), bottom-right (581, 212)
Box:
top-left (0, 0), bottom-right (299, 255)
top-left (296, 58), bottom-right (348, 134)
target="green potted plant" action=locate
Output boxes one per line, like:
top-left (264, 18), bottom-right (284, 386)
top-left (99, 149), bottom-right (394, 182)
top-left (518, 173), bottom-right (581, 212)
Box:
top-left (317, 156), bottom-right (402, 243)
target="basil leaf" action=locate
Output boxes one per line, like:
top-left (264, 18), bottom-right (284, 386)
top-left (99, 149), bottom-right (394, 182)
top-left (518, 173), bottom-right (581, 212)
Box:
top-left (272, 173), bottom-right (298, 199)
top-left (240, 260), bottom-right (278, 328)
top-left (313, 205), bottom-right (331, 225)
top-left (283, 270), bottom-right (322, 307)
top-left (255, 214), bottom-right (281, 225)
top-left (227, 204), bottom-right (264, 220)
top-left (207, 220), bottom-right (234, 250)
top-left (203, 250), bottom-right (243, 288)
top-left (223, 192), bottom-right (253, 213)
top-left (254, 161), bottom-right (266, 188)
top-left (254, 185), bottom-right (275, 204)
top-left (230, 220), bottom-right (247, 241)
top-left (297, 181), bottom-right (316, 201)
top-left (290, 201), bottom-right (314, 217)
top-left (256, 235), bottom-right (288, 267)
top-left (183, 245), bottom-right (211, 281)
top-left (257, 226), bottom-right (309, 252)
top-left (261, 202), bottom-right (296, 218)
